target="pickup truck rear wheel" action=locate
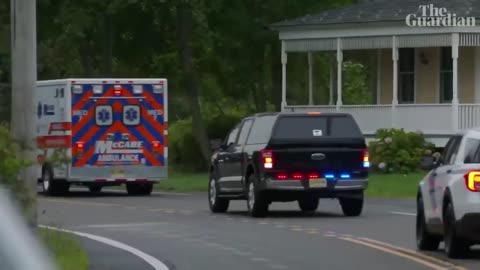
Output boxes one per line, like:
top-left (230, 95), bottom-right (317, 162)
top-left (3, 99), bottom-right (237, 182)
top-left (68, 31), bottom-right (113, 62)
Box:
top-left (298, 197), bottom-right (319, 212)
top-left (246, 177), bottom-right (268, 218)
top-left (208, 177), bottom-right (229, 213)
top-left (339, 193), bottom-right (364, 217)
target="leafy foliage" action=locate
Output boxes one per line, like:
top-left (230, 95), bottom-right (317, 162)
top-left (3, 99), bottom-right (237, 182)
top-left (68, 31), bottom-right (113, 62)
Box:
top-left (1, 0), bottom-right (367, 172)
top-left (0, 123), bottom-right (33, 211)
top-left (169, 108), bottom-right (245, 171)
top-left (368, 128), bottom-right (435, 174)
top-left (342, 61), bottom-right (372, 105)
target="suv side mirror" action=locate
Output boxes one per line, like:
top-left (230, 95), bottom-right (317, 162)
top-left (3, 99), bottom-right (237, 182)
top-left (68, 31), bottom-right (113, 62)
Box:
top-left (420, 157), bottom-right (437, 170)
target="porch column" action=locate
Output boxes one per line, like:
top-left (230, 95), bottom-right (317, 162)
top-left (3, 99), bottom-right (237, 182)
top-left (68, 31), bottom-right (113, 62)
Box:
top-left (336, 38), bottom-right (343, 110)
top-left (308, 52), bottom-right (313, 105)
top-left (392, 36), bottom-right (399, 127)
top-left (376, 49), bottom-right (382, 104)
top-left (281, 40), bottom-right (287, 111)
top-left (329, 56), bottom-right (334, 105)
top-left (452, 33), bottom-right (459, 132)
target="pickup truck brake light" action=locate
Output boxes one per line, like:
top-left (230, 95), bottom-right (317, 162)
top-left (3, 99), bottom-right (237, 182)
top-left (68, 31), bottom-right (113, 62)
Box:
top-left (274, 172), bottom-right (321, 180)
top-left (464, 171), bottom-right (480, 192)
top-left (260, 149), bottom-right (273, 169)
top-left (362, 149), bottom-right (370, 168)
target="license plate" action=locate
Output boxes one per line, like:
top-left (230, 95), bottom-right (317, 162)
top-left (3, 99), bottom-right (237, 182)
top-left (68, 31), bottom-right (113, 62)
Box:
top-left (111, 169), bottom-right (125, 178)
top-left (309, 178), bottom-right (327, 188)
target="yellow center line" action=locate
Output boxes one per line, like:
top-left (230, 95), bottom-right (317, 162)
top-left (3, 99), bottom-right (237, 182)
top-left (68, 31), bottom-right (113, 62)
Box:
top-left (338, 237), bottom-right (448, 270)
top-left (357, 237), bottom-right (470, 270)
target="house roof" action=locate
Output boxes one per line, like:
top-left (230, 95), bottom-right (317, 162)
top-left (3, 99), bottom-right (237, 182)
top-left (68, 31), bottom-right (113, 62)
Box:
top-left (271, 0), bottom-right (480, 28)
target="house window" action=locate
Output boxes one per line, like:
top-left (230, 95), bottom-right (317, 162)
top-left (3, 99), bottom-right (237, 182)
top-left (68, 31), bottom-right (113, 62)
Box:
top-left (440, 47), bottom-right (453, 103)
top-left (398, 48), bottom-right (415, 103)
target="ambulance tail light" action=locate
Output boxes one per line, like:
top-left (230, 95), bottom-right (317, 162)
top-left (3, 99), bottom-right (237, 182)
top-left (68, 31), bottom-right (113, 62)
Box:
top-left (464, 171), bottom-right (480, 192)
top-left (74, 141), bottom-right (85, 155)
top-left (151, 141), bottom-right (161, 153)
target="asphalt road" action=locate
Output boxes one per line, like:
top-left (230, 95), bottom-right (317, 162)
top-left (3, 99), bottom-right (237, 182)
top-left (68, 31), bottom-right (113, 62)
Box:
top-left (38, 189), bottom-right (480, 270)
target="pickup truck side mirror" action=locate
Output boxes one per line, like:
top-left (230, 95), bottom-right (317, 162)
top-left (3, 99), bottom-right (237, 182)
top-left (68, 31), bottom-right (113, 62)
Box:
top-left (222, 142), bottom-right (235, 150)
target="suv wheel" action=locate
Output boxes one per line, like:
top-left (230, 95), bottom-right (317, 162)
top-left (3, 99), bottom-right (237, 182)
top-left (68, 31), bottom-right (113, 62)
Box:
top-left (208, 177), bottom-right (229, 213)
top-left (298, 197), bottom-right (319, 212)
top-left (444, 202), bottom-right (469, 258)
top-left (416, 196), bottom-right (440, 250)
top-left (339, 192), bottom-right (364, 217)
top-left (246, 176), bottom-right (268, 218)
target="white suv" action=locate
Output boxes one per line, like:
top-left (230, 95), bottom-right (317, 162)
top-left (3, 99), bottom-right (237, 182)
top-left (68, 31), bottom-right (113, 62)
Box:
top-left (416, 130), bottom-right (480, 258)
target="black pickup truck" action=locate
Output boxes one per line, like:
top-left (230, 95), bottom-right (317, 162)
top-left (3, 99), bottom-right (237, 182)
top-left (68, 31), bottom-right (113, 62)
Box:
top-left (208, 112), bottom-right (369, 217)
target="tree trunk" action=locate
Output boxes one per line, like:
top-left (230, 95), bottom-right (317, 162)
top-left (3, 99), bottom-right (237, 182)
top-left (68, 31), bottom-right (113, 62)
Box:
top-left (103, 15), bottom-right (113, 77)
top-left (80, 40), bottom-right (95, 77)
top-left (176, 2), bottom-right (212, 165)
top-left (270, 42), bottom-right (282, 111)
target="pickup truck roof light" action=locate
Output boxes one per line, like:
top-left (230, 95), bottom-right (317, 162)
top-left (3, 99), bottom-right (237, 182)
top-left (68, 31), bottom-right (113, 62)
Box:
top-left (260, 149), bottom-right (273, 169)
top-left (306, 112), bottom-right (321, 115)
top-left (465, 171), bottom-right (480, 192)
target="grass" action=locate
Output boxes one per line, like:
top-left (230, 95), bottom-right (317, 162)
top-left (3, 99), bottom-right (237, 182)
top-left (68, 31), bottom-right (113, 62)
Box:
top-left (366, 172), bottom-right (427, 199)
top-left (158, 170), bottom-right (428, 198)
top-left (156, 170), bottom-right (208, 192)
top-left (38, 228), bottom-right (89, 270)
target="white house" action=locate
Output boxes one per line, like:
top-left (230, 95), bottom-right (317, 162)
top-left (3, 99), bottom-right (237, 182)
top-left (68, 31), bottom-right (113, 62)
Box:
top-left (270, 0), bottom-right (480, 146)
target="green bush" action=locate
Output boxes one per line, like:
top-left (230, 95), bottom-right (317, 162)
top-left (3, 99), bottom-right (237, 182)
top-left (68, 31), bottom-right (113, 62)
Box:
top-left (169, 112), bottom-right (244, 172)
top-left (0, 123), bottom-right (33, 211)
top-left (368, 128), bottom-right (435, 174)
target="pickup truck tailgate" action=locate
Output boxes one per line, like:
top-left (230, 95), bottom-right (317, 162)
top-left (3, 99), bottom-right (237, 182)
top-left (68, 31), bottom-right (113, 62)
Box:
top-left (272, 147), bottom-right (365, 171)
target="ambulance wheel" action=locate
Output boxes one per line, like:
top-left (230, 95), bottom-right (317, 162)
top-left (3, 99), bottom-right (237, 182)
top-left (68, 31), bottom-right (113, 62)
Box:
top-left (126, 183), bottom-right (153, 196)
top-left (42, 168), bottom-right (69, 196)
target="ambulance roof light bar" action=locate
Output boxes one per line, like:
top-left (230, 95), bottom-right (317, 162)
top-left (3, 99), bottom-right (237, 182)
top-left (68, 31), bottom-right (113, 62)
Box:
top-left (72, 85), bottom-right (82, 94)
top-left (133, 85), bottom-right (143, 94)
top-left (93, 85), bottom-right (103, 95)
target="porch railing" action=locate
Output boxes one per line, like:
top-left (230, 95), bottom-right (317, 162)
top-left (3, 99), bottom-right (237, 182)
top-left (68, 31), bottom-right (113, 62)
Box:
top-left (285, 104), bottom-right (480, 135)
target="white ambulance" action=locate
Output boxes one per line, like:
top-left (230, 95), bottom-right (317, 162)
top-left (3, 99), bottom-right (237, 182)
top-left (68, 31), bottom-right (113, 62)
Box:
top-left (35, 78), bottom-right (168, 196)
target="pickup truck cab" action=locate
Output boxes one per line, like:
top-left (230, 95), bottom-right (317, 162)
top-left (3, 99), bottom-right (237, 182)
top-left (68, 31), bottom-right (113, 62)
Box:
top-left (208, 112), bottom-right (369, 217)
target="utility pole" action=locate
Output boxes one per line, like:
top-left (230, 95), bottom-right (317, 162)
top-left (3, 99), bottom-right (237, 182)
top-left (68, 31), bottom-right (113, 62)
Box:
top-left (10, 0), bottom-right (38, 226)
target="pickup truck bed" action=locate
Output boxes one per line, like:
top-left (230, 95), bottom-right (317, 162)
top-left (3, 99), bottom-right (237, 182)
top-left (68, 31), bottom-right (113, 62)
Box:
top-left (208, 112), bottom-right (369, 217)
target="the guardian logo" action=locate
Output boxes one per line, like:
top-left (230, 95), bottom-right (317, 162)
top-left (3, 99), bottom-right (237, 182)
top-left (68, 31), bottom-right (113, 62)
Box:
top-left (406, 4), bottom-right (476, 27)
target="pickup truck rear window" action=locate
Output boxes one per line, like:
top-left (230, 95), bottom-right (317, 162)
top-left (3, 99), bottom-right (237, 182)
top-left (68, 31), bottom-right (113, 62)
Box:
top-left (272, 115), bottom-right (362, 139)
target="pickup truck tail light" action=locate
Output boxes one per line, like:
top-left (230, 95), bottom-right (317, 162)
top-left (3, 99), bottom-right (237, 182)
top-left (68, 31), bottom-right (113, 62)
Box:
top-left (362, 149), bottom-right (370, 168)
top-left (273, 172), bottom-right (322, 180)
top-left (260, 149), bottom-right (273, 169)
top-left (465, 171), bottom-right (480, 192)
